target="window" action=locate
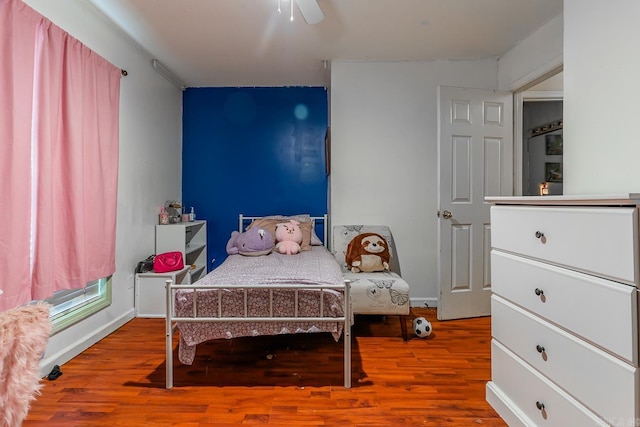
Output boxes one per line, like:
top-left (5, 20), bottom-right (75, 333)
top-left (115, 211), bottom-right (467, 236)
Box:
top-left (43, 277), bottom-right (112, 335)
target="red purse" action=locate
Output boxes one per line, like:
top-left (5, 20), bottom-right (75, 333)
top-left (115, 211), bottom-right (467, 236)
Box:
top-left (153, 251), bottom-right (184, 273)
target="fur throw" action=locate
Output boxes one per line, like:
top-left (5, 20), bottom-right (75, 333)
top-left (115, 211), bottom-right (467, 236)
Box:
top-left (345, 233), bottom-right (391, 273)
top-left (0, 303), bottom-right (52, 427)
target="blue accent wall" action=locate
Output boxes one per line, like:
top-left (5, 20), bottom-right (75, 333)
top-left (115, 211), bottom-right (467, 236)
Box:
top-left (182, 87), bottom-right (328, 270)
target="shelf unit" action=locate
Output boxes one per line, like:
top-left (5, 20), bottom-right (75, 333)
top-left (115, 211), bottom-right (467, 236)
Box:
top-left (156, 220), bottom-right (207, 282)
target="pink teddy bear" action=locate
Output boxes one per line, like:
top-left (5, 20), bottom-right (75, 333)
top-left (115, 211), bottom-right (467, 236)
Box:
top-left (274, 220), bottom-right (303, 255)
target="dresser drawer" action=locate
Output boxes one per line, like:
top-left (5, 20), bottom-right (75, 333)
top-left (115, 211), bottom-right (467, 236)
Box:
top-left (492, 295), bottom-right (639, 421)
top-left (491, 205), bottom-right (639, 285)
top-left (490, 340), bottom-right (607, 427)
top-left (492, 250), bottom-right (638, 364)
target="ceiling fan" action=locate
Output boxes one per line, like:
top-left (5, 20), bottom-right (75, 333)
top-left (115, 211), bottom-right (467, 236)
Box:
top-left (277, 0), bottom-right (324, 25)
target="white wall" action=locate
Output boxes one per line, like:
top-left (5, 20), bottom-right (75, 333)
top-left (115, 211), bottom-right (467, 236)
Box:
top-left (498, 12), bottom-right (563, 91)
top-left (23, 0), bottom-right (183, 375)
top-left (563, 0), bottom-right (640, 194)
top-left (330, 59), bottom-right (498, 307)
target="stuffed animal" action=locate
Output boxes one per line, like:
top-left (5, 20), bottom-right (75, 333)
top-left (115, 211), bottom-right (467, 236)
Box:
top-left (226, 227), bottom-right (274, 256)
top-left (345, 232), bottom-right (390, 273)
top-left (274, 220), bottom-right (303, 255)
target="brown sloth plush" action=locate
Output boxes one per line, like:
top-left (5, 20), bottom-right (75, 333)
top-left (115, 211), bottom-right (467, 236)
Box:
top-left (345, 232), bottom-right (390, 273)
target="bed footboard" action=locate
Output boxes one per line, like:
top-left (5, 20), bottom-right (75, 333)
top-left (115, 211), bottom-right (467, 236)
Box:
top-left (165, 279), bottom-right (352, 389)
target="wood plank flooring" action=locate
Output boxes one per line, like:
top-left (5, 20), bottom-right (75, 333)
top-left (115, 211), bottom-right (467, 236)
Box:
top-left (24, 308), bottom-right (506, 426)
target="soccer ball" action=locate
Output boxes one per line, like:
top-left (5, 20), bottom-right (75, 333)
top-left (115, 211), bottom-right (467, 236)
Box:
top-left (412, 317), bottom-right (432, 338)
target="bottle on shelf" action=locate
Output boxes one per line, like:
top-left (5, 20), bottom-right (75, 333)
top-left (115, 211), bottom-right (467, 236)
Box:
top-left (190, 207), bottom-right (196, 222)
top-left (159, 207), bottom-right (169, 225)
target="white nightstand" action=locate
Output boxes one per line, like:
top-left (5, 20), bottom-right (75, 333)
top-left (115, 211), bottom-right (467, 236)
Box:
top-left (135, 266), bottom-right (191, 318)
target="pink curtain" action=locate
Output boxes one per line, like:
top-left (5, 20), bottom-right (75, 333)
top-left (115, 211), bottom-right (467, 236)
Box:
top-left (0, 0), bottom-right (39, 310)
top-left (0, 0), bottom-right (120, 311)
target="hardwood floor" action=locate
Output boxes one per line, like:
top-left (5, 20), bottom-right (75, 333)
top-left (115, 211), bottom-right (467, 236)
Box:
top-left (24, 308), bottom-right (506, 426)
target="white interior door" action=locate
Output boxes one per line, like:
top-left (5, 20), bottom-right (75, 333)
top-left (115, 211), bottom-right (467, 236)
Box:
top-left (437, 86), bottom-right (513, 320)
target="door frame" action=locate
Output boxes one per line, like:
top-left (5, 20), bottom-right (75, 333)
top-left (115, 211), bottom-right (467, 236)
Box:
top-left (512, 66), bottom-right (564, 196)
top-left (435, 69), bottom-right (563, 319)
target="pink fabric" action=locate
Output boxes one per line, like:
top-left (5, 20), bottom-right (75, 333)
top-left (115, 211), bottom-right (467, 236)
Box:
top-left (0, 303), bottom-right (52, 426)
top-left (0, 0), bottom-right (40, 310)
top-left (0, 0), bottom-right (120, 311)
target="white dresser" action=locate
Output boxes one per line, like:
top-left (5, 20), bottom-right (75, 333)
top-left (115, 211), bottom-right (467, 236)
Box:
top-left (485, 195), bottom-right (640, 427)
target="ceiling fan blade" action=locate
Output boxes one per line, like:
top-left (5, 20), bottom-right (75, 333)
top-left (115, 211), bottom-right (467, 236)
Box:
top-left (295, 0), bottom-right (324, 24)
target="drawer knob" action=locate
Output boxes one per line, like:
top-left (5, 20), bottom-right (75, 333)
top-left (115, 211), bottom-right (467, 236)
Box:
top-left (535, 231), bottom-right (544, 239)
top-left (536, 345), bottom-right (545, 353)
top-left (536, 401), bottom-right (545, 411)
top-left (535, 288), bottom-right (544, 296)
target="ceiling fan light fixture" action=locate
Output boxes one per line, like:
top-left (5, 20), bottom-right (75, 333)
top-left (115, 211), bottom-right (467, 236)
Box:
top-left (276, 0), bottom-right (324, 25)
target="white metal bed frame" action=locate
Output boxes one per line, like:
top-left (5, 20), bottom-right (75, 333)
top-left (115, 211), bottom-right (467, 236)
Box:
top-left (165, 214), bottom-right (351, 389)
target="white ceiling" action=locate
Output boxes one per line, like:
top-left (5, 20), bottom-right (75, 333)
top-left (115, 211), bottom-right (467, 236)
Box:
top-left (89, 0), bottom-right (563, 88)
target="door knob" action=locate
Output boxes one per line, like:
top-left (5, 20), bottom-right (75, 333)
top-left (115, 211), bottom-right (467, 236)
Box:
top-left (442, 210), bottom-right (453, 219)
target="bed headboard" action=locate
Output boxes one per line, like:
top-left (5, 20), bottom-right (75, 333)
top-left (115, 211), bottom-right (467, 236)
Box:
top-left (239, 214), bottom-right (329, 248)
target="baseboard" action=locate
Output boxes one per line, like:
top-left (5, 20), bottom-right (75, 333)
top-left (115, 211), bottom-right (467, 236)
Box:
top-left (39, 308), bottom-right (135, 378)
top-left (486, 381), bottom-right (531, 427)
top-left (410, 297), bottom-right (438, 309)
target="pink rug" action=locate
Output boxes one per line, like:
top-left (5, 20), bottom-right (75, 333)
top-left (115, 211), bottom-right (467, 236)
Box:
top-left (0, 303), bottom-right (51, 427)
